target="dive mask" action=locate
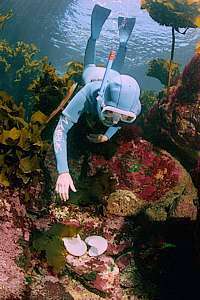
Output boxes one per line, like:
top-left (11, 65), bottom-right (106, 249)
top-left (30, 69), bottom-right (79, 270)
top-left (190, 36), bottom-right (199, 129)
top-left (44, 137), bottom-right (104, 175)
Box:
top-left (100, 105), bottom-right (137, 124)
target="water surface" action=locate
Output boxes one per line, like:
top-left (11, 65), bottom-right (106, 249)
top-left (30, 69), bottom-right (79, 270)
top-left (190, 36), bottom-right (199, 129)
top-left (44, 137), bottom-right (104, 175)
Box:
top-left (1, 0), bottom-right (200, 90)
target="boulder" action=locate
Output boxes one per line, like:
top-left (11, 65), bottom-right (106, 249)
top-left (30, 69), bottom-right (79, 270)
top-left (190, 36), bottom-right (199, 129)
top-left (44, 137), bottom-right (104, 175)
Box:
top-left (65, 253), bottom-right (122, 299)
top-left (144, 51), bottom-right (200, 167)
top-left (102, 215), bottom-right (134, 256)
top-left (0, 185), bottom-right (27, 299)
top-left (88, 139), bottom-right (198, 221)
top-left (0, 221), bottom-right (25, 300)
top-left (29, 275), bottom-right (74, 300)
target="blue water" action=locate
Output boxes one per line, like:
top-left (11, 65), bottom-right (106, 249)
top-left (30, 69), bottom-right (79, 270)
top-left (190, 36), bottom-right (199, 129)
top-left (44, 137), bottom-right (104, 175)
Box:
top-left (1, 0), bottom-right (200, 90)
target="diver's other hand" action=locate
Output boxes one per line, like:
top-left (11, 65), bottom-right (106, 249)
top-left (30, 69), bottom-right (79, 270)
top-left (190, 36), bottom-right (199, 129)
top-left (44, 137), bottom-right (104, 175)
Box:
top-left (87, 134), bottom-right (109, 143)
top-left (55, 172), bottom-right (76, 201)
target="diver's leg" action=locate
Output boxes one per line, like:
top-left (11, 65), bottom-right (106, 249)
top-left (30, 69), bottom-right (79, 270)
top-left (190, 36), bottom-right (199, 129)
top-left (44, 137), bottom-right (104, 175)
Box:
top-left (112, 17), bottom-right (136, 73)
top-left (84, 4), bottom-right (111, 67)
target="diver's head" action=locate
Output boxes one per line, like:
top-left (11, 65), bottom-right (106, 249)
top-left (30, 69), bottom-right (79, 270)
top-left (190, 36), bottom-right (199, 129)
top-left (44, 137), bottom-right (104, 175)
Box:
top-left (97, 75), bottom-right (140, 127)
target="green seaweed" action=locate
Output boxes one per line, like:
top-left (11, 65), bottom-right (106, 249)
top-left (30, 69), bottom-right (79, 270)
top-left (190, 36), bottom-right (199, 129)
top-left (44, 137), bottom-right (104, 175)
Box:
top-left (0, 91), bottom-right (50, 189)
top-left (31, 223), bottom-right (80, 273)
top-left (147, 59), bottom-right (180, 86)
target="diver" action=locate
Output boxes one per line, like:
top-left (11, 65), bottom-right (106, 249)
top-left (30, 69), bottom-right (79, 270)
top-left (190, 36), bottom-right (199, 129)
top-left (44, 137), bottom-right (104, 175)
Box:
top-left (53, 4), bottom-right (141, 201)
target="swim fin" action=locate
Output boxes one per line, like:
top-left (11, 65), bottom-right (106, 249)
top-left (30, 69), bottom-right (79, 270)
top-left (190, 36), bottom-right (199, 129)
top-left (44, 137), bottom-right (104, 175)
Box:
top-left (91, 4), bottom-right (111, 40)
top-left (118, 17), bottom-right (136, 44)
top-left (111, 17), bottom-right (136, 72)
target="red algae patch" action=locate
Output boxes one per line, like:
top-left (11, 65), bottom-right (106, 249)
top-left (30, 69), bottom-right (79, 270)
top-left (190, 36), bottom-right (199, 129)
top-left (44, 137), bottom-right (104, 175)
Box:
top-left (89, 139), bottom-right (180, 202)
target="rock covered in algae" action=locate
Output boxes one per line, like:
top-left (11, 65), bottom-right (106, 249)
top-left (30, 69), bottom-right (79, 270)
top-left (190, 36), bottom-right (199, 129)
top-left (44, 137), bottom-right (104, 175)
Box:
top-left (144, 51), bottom-right (200, 163)
top-left (29, 275), bottom-right (74, 300)
top-left (105, 189), bottom-right (144, 217)
top-left (102, 215), bottom-right (134, 256)
top-left (88, 139), bottom-right (198, 221)
top-left (65, 253), bottom-right (122, 299)
top-left (0, 222), bottom-right (25, 299)
top-left (0, 185), bottom-right (27, 299)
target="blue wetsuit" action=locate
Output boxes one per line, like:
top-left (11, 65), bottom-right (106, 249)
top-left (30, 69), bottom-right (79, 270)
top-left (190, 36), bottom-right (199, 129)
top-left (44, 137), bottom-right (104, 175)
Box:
top-left (53, 78), bottom-right (141, 174)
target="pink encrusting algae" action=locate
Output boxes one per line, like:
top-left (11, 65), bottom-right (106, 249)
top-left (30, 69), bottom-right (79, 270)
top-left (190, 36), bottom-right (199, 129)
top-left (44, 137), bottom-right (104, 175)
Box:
top-left (89, 139), bottom-right (180, 202)
top-left (0, 222), bottom-right (25, 299)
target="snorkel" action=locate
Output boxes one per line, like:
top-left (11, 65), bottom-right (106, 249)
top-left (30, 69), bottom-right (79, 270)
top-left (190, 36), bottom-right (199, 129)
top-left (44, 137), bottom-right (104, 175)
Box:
top-left (97, 51), bottom-right (116, 105)
top-left (97, 50), bottom-right (116, 125)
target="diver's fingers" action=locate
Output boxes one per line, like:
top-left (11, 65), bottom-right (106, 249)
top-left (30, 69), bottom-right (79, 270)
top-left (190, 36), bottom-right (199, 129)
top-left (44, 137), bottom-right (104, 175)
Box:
top-left (62, 185), bottom-right (69, 201)
top-left (69, 179), bottom-right (77, 192)
top-left (58, 183), bottom-right (68, 201)
top-left (56, 183), bottom-right (62, 200)
top-left (55, 183), bottom-right (75, 201)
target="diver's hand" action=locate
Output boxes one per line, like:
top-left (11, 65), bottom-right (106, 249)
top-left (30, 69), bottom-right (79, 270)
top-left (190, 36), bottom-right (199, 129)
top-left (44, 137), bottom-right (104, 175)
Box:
top-left (55, 172), bottom-right (76, 201)
top-left (87, 134), bottom-right (109, 143)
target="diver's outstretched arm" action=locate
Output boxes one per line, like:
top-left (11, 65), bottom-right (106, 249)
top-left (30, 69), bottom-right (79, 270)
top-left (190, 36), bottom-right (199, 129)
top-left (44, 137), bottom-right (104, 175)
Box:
top-left (53, 85), bottom-right (90, 200)
top-left (112, 17), bottom-right (136, 73)
top-left (84, 4), bottom-right (111, 67)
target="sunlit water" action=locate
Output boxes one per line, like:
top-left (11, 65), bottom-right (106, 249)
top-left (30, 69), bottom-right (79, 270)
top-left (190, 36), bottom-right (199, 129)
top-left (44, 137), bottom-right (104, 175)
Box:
top-left (1, 0), bottom-right (200, 90)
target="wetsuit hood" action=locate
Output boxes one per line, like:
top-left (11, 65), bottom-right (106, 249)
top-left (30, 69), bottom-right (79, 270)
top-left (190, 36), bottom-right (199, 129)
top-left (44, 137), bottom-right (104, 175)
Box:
top-left (103, 75), bottom-right (140, 114)
top-left (97, 74), bottom-right (140, 126)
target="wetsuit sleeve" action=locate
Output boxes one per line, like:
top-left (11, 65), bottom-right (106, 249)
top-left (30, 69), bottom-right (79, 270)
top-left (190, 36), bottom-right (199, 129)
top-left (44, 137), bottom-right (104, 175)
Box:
top-left (104, 126), bottom-right (121, 139)
top-left (53, 86), bottom-right (89, 174)
top-left (53, 115), bottom-right (73, 174)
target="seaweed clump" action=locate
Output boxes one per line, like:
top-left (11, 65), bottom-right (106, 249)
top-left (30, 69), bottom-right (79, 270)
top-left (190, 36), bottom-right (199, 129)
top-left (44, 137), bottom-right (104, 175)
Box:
top-left (31, 223), bottom-right (80, 273)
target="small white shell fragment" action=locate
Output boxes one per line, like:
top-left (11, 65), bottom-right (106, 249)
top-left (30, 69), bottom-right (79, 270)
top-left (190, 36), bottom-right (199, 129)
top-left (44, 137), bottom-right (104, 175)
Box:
top-left (62, 235), bottom-right (87, 257)
top-left (85, 235), bottom-right (108, 256)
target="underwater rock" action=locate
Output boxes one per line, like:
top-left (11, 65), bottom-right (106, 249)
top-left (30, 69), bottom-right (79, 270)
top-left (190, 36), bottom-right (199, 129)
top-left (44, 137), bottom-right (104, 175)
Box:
top-left (29, 275), bottom-right (74, 300)
top-left (65, 253), bottom-right (122, 299)
top-left (103, 215), bottom-right (134, 256)
top-left (119, 259), bottom-right (136, 288)
top-left (60, 274), bottom-right (105, 300)
top-left (144, 51), bottom-right (200, 165)
top-left (0, 185), bottom-right (27, 299)
top-left (50, 204), bottom-right (103, 236)
top-left (0, 221), bottom-right (25, 300)
top-left (88, 139), bottom-right (198, 221)
top-left (191, 158), bottom-right (200, 196)
top-left (115, 252), bottom-right (135, 272)
top-left (171, 172), bottom-right (198, 220)
top-left (105, 189), bottom-right (144, 217)
top-left (33, 216), bottom-right (52, 231)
